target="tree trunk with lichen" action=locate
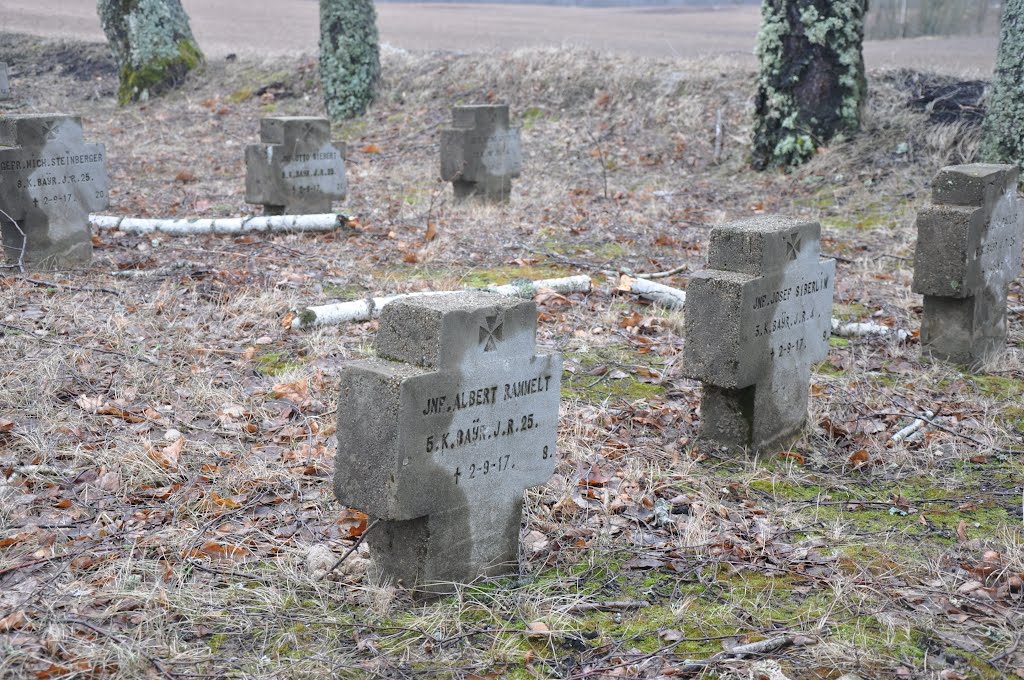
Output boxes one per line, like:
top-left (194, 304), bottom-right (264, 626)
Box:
top-left (751, 0), bottom-right (869, 170)
top-left (979, 0), bottom-right (1024, 175)
top-left (97, 0), bottom-right (203, 105)
top-left (319, 0), bottom-right (380, 121)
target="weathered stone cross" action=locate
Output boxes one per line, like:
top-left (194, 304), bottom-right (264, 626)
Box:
top-left (440, 105), bottom-right (522, 203)
top-left (334, 292), bottom-right (561, 597)
top-left (0, 114), bottom-right (108, 268)
top-left (913, 164), bottom-right (1023, 367)
top-left (245, 116), bottom-right (347, 215)
top-left (683, 217), bottom-right (835, 453)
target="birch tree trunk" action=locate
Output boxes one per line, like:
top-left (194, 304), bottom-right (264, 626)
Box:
top-left (320, 0), bottom-right (381, 120)
top-left (97, 0), bottom-right (203, 105)
top-left (751, 0), bottom-right (869, 169)
top-left (979, 0), bottom-right (1024, 175)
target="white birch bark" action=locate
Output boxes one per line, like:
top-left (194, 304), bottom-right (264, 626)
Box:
top-left (293, 275), bottom-right (592, 329)
top-left (90, 214), bottom-right (347, 235)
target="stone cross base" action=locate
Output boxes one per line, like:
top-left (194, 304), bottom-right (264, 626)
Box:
top-left (367, 496), bottom-right (523, 597)
top-left (699, 368), bottom-right (813, 455)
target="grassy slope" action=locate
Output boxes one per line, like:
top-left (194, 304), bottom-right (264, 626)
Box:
top-left (0, 34), bottom-right (1022, 679)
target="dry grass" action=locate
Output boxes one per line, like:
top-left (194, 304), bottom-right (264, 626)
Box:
top-left (1, 32), bottom-right (1022, 680)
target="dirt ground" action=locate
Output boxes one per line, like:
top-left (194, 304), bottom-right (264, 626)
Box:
top-left (0, 1), bottom-right (999, 74)
top-left (0, 22), bottom-right (1022, 680)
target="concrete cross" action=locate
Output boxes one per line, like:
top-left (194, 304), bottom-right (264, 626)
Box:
top-left (334, 292), bottom-right (561, 597)
top-left (913, 164), bottom-right (1023, 368)
top-left (0, 114), bottom-right (108, 268)
top-left (245, 116), bottom-right (347, 215)
top-left (440, 105), bottom-right (522, 203)
top-left (683, 217), bottom-right (835, 454)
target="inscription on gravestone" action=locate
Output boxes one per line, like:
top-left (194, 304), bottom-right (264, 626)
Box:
top-left (245, 116), bottom-right (347, 215)
top-left (0, 63), bottom-right (9, 100)
top-left (0, 114), bottom-right (109, 268)
top-left (913, 164), bottom-right (1024, 367)
top-left (334, 292), bottom-right (561, 597)
top-left (683, 217), bottom-right (835, 454)
top-left (440, 105), bottom-right (522, 203)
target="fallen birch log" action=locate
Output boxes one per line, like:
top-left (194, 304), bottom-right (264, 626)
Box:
top-left (293, 275), bottom-right (592, 329)
top-left (616, 274), bottom-right (686, 309)
top-left (889, 410), bottom-right (935, 446)
top-left (831, 319), bottom-right (910, 342)
top-left (90, 213), bottom-right (348, 235)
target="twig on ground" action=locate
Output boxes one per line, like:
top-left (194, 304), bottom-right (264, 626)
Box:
top-left (0, 322), bottom-right (159, 366)
top-left (854, 410), bottom-right (1023, 455)
top-left (583, 127), bottom-right (610, 200)
top-left (64, 616), bottom-right (176, 680)
top-left (520, 245), bottom-right (611, 272)
top-left (20, 277), bottom-right (120, 296)
top-left (0, 206), bottom-right (26, 273)
top-left (325, 519), bottom-right (380, 578)
top-left (677, 635), bottom-right (799, 673)
top-left (890, 410), bottom-right (935, 445)
top-left (713, 108), bottom-right (723, 163)
top-left (633, 264), bottom-right (688, 280)
top-left (566, 600), bottom-right (649, 613)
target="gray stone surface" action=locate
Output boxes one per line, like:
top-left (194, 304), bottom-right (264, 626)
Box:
top-left (440, 105), bottom-right (522, 203)
top-left (0, 63), bottom-right (9, 100)
top-left (0, 114), bottom-right (108, 269)
top-left (245, 116), bottom-right (346, 215)
top-left (913, 164), bottom-right (1023, 367)
top-left (335, 291), bottom-right (561, 597)
top-left (683, 217), bottom-right (835, 454)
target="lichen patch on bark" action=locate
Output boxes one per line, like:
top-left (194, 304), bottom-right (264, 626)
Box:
top-left (752, 0), bottom-right (868, 170)
top-left (97, 0), bottom-right (204, 104)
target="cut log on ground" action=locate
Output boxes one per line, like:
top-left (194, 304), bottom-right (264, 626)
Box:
top-left (292, 275), bottom-right (592, 329)
top-left (830, 319), bottom-right (910, 342)
top-left (90, 214), bottom-right (349, 235)
top-left (617, 274), bottom-right (686, 309)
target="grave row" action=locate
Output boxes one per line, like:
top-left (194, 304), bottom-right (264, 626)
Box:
top-left (0, 106), bottom-right (521, 268)
top-left (338, 185), bottom-right (1022, 596)
top-left (1, 109), bottom-right (1021, 596)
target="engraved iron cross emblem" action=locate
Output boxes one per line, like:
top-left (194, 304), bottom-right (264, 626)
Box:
top-left (479, 315), bottom-right (503, 352)
top-left (41, 120), bottom-right (61, 141)
top-left (784, 232), bottom-right (802, 261)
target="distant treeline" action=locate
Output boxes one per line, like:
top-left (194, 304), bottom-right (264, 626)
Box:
top-left (373, 0), bottom-right (759, 7)
top-left (866, 0), bottom-right (1000, 39)
top-left (370, 0), bottom-right (1000, 38)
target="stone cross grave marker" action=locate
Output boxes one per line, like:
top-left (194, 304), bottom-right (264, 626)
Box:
top-left (0, 114), bottom-right (109, 268)
top-left (0, 63), bottom-right (9, 100)
top-left (245, 116), bottom-right (347, 215)
top-left (334, 291), bottom-right (561, 597)
top-left (440, 104), bottom-right (522, 203)
top-left (683, 216), bottom-right (835, 454)
top-left (913, 164), bottom-right (1023, 367)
